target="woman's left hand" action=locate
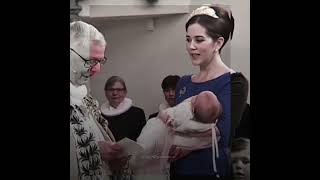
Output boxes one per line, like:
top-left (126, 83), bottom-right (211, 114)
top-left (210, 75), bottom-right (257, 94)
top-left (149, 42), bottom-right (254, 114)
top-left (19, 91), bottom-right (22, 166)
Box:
top-left (168, 145), bottom-right (192, 163)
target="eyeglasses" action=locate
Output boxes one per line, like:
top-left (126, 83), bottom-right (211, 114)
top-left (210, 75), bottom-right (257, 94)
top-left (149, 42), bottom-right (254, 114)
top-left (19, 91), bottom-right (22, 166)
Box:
top-left (70, 48), bottom-right (107, 67)
top-left (106, 88), bottom-right (126, 93)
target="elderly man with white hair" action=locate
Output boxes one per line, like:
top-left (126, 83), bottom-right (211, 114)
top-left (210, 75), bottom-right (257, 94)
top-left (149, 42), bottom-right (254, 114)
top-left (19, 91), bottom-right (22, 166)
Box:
top-left (70, 21), bottom-right (124, 180)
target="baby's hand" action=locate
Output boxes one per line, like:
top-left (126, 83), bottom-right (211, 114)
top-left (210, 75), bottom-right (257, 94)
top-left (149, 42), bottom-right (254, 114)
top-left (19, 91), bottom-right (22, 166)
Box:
top-left (166, 117), bottom-right (174, 127)
top-left (158, 111), bottom-right (168, 123)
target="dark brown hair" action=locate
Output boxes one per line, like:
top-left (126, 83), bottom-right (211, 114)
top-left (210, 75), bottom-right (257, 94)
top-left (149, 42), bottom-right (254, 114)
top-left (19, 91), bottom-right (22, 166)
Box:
top-left (186, 6), bottom-right (234, 53)
top-left (231, 137), bottom-right (250, 152)
top-left (161, 75), bottom-right (181, 91)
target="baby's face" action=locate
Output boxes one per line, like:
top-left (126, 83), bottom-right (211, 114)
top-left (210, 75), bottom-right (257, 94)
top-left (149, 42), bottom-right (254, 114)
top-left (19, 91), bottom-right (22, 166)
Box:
top-left (192, 91), bottom-right (221, 123)
top-left (194, 92), bottom-right (219, 112)
top-left (191, 92), bottom-right (208, 107)
top-left (190, 95), bottom-right (197, 110)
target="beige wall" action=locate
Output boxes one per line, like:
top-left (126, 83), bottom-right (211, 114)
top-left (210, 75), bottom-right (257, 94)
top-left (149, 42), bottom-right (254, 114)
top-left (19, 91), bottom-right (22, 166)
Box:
top-left (85, 13), bottom-right (230, 118)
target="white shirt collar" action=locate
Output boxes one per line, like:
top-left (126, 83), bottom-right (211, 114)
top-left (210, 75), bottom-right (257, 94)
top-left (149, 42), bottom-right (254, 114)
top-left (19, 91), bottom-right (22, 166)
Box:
top-left (70, 82), bottom-right (87, 105)
top-left (100, 98), bottom-right (133, 116)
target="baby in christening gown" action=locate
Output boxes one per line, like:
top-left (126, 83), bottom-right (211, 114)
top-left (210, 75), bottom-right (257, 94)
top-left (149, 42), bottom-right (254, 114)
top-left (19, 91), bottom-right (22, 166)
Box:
top-left (132, 91), bottom-right (222, 180)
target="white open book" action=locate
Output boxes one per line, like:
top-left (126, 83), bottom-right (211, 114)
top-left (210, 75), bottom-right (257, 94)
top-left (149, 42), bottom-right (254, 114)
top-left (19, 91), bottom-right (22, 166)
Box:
top-left (117, 137), bottom-right (144, 157)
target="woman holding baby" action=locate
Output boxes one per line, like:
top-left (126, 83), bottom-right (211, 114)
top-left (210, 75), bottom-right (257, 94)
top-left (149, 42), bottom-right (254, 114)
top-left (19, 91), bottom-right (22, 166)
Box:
top-left (169, 5), bottom-right (248, 179)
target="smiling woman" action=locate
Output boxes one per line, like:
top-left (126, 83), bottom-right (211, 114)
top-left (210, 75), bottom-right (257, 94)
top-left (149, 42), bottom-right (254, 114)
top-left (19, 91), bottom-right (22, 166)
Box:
top-left (169, 5), bottom-right (248, 179)
top-left (100, 76), bottom-right (147, 142)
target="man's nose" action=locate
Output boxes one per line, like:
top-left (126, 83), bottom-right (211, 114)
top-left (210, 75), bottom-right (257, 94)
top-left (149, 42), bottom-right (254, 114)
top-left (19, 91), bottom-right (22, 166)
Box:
top-left (168, 90), bottom-right (175, 96)
top-left (91, 63), bottom-right (101, 73)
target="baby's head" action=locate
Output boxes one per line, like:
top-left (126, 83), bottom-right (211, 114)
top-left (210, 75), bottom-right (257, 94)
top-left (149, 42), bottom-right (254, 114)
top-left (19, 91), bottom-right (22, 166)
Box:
top-left (191, 91), bottom-right (222, 123)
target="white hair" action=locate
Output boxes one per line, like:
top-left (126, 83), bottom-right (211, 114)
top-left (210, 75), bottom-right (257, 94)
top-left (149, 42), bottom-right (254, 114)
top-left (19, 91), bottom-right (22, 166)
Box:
top-left (70, 21), bottom-right (106, 49)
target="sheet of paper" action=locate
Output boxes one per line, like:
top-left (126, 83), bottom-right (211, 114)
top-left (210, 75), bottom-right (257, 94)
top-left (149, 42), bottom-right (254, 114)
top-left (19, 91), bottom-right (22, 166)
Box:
top-left (117, 137), bottom-right (144, 156)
